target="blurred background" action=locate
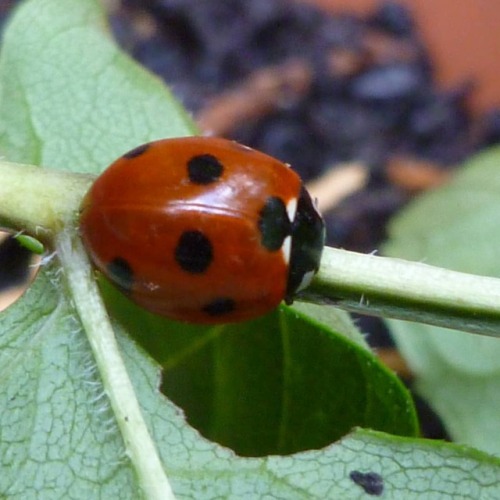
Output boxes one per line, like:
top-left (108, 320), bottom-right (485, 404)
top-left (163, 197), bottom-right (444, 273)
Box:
top-left (1, 0), bottom-right (499, 439)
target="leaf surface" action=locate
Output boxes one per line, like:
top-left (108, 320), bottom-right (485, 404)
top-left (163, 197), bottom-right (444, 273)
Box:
top-left (385, 147), bottom-right (500, 454)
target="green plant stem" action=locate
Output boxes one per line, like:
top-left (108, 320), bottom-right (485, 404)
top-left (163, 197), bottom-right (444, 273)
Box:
top-left (56, 229), bottom-right (175, 500)
top-left (0, 161), bottom-right (93, 239)
top-left (303, 247), bottom-right (500, 338)
top-left (2, 159), bottom-right (500, 338)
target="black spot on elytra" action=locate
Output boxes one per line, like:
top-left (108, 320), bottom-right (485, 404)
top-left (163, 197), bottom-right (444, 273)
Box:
top-left (122, 143), bottom-right (150, 159)
top-left (107, 257), bottom-right (134, 290)
top-left (258, 196), bottom-right (291, 251)
top-left (349, 471), bottom-right (384, 496)
top-left (175, 230), bottom-right (213, 273)
top-left (203, 297), bottom-right (236, 316)
top-left (187, 154), bottom-right (224, 184)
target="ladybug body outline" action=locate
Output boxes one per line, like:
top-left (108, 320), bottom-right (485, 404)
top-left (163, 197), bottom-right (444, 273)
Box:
top-left (80, 137), bottom-right (324, 323)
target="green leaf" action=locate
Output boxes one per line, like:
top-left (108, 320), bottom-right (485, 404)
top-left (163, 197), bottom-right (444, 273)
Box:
top-left (0, 263), bottom-right (138, 496)
top-left (292, 301), bottom-right (370, 348)
top-left (0, 0), bottom-right (195, 170)
top-left (1, 0), bottom-right (499, 497)
top-left (102, 279), bottom-right (417, 456)
top-left (2, 263), bottom-right (500, 497)
top-left (267, 429), bottom-right (500, 499)
top-left (384, 146), bottom-right (500, 454)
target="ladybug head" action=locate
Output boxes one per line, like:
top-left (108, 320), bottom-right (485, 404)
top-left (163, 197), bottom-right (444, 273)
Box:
top-left (286, 186), bottom-right (325, 303)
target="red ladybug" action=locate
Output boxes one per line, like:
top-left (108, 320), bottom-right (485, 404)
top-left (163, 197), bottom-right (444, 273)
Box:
top-left (80, 137), bottom-right (324, 323)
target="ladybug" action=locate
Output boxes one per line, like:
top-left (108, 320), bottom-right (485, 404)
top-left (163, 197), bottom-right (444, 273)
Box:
top-left (79, 137), bottom-right (324, 324)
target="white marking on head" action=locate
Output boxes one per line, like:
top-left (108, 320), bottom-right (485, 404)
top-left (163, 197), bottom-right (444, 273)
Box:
top-left (281, 235), bottom-right (292, 265)
top-left (296, 269), bottom-right (315, 292)
top-left (286, 198), bottom-right (298, 223)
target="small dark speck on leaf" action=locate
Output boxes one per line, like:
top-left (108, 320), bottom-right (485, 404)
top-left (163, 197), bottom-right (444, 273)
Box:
top-left (349, 470), bottom-right (384, 496)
